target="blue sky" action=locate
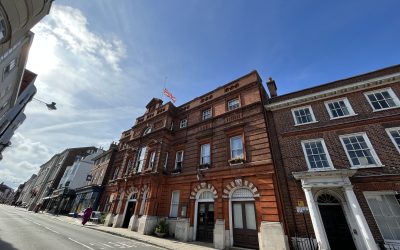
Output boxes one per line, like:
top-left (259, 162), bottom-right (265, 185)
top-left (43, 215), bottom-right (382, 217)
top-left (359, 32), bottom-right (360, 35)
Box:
top-left (1, 0), bottom-right (399, 188)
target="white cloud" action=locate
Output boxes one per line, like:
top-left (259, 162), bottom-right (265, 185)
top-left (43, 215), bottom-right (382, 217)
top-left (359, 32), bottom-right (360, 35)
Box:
top-left (0, 4), bottom-right (155, 189)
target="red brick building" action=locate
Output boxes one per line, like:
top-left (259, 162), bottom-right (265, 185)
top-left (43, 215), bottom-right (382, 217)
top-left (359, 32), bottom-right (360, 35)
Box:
top-left (102, 71), bottom-right (287, 249)
top-left (265, 65), bottom-right (400, 250)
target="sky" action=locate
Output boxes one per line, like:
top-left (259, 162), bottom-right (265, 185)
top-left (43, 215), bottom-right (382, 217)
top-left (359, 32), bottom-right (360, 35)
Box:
top-left (1, 0), bottom-right (399, 189)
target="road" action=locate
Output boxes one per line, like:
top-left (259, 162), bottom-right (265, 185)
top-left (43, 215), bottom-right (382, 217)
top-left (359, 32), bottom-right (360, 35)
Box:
top-left (0, 205), bottom-right (162, 250)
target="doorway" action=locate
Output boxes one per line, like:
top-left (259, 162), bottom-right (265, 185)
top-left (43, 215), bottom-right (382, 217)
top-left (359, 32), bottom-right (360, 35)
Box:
top-left (122, 193), bottom-right (137, 228)
top-left (231, 188), bottom-right (258, 249)
top-left (196, 202), bottom-right (214, 242)
top-left (318, 193), bottom-right (356, 250)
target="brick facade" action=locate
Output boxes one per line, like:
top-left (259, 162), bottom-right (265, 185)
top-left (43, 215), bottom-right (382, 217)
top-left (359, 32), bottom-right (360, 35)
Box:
top-left (102, 71), bottom-right (287, 249)
top-left (266, 65), bottom-right (400, 249)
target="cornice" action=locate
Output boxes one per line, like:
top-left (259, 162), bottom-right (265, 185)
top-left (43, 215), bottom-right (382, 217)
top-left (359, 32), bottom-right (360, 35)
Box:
top-left (265, 73), bottom-right (400, 111)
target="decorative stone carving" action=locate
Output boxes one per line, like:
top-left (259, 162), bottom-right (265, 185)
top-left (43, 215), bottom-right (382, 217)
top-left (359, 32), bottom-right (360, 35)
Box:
top-left (222, 178), bottom-right (260, 198)
top-left (189, 182), bottom-right (218, 199)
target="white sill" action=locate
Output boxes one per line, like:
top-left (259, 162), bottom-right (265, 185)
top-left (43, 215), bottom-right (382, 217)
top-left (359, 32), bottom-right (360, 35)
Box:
top-left (350, 164), bottom-right (384, 169)
top-left (294, 121), bottom-right (318, 126)
top-left (329, 113), bottom-right (358, 120)
top-left (308, 167), bottom-right (335, 172)
top-left (372, 106), bottom-right (399, 112)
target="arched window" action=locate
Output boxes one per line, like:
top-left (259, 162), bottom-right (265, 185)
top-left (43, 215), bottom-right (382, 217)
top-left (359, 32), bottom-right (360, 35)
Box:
top-left (143, 127), bottom-right (152, 136)
top-left (198, 191), bottom-right (214, 201)
top-left (232, 188), bottom-right (254, 200)
top-left (317, 193), bottom-right (340, 204)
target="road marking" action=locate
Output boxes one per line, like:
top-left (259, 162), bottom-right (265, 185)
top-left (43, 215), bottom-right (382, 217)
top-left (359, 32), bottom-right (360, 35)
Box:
top-left (68, 238), bottom-right (95, 250)
top-left (101, 243), bottom-right (113, 248)
top-left (44, 226), bottom-right (60, 234)
top-left (118, 242), bottom-right (137, 248)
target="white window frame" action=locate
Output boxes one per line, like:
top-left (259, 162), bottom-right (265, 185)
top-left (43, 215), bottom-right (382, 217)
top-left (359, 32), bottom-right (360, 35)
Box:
top-left (386, 127), bottom-right (400, 153)
top-left (202, 108), bottom-right (212, 120)
top-left (228, 98), bottom-right (240, 111)
top-left (339, 132), bottom-right (383, 169)
top-left (136, 147), bottom-right (147, 172)
top-left (179, 118), bottom-right (187, 128)
top-left (230, 135), bottom-right (244, 159)
top-left (175, 150), bottom-right (184, 169)
top-left (301, 138), bottom-right (334, 171)
top-left (291, 105), bottom-right (317, 126)
top-left (200, 143), bottom-right (211, 165)
top-left (363, 191), bottom-right (400, 244)
top-left (148, 151), bottom-right (156, 170)
top-left (169, 190), bottom-right (180, 218)
top-left (364, 87), bottom-right (400, 112)
top-left (324, 97), bottom-right (356, 120)
top-left (163, 152), bottom-right (169, 170)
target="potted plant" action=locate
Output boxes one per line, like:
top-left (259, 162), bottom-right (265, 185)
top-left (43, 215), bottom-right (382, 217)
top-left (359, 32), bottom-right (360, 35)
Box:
top-left (228, 157), bottom-right (245, 165)
top-left (198, 163), bottom-right (210, 170)
top-left (154, 219), bottom-right (168, 237)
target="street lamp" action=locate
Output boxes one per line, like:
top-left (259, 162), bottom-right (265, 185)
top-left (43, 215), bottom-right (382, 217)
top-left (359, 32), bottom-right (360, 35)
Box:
top-left (33, 98), bottom-right (57, 110)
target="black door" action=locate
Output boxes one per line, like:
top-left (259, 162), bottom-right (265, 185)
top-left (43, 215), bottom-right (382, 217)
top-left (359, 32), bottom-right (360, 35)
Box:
top-left (232, 201), bottom-right (259, 249)
top-left (122, 201), bottom-right (135, 228)
top-left (319, 204), bottom-right (356, 250)
top-left (196, 202), bottom-right (214, 242)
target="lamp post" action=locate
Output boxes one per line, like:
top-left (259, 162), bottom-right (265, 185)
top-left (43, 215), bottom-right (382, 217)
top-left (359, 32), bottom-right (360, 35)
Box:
top-left (33, 98), bottom-right (57, 110)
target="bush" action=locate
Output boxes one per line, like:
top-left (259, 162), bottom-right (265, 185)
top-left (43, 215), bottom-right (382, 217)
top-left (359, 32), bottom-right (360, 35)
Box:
top-left (155, 219), bottom-right (168, 234)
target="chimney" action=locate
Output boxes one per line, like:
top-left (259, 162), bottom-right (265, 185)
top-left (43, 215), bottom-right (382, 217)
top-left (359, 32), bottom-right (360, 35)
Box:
top-left (267, 77), bottom-right (277, 97)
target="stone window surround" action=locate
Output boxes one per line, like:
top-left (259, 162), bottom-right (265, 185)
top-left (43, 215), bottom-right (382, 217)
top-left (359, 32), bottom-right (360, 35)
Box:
top-left (324, 97), bottom-right (357, 120)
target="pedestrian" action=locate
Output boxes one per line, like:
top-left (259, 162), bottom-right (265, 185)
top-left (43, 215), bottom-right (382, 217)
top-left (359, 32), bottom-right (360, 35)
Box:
top-left (81, 206), bottom-right (93, 226)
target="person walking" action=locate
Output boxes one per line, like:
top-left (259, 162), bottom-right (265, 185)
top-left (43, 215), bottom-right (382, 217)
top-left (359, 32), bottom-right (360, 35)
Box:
top-left (81, 206), bottom-right (93, 226)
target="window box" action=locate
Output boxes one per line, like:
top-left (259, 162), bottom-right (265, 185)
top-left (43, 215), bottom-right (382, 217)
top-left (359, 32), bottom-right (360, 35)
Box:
top-left (171, 167), bottom-right (182, 174)
top-left (198, 163), bottom-right (210, 170)
top-left (229, 157), bottom-right (245, 165)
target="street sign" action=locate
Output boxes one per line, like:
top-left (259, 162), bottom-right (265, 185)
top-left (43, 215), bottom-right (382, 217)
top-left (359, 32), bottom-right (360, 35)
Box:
top-left (296, 206), bottom-right (309, 213)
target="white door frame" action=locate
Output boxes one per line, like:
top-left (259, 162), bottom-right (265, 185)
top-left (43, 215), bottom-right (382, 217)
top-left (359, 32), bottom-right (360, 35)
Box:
top-left (314, 189), bottom-right (364, 250)
top-left (193, 189), bottom-right (214, 241)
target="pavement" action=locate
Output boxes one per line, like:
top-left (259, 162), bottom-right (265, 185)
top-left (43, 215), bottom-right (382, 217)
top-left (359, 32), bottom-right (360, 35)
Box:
top-left (0, 206), bottom-right (215, 250)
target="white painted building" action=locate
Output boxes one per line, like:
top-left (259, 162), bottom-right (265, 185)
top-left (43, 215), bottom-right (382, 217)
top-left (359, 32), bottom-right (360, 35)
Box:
top-left (58, 149), bottom-right (103, 190)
